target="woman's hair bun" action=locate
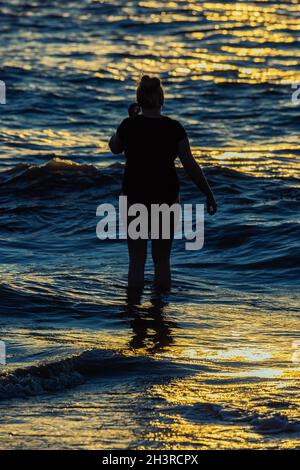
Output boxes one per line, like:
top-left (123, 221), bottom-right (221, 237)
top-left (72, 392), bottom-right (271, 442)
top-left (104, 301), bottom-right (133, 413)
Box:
top-left (140, 75), bottom-right (161, 91)
top-left (137, 75), bottom-right (164, 108)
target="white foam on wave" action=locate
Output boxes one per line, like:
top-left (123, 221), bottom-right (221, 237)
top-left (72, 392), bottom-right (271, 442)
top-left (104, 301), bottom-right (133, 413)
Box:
top-left (0, 348), bottom-right (191, 400)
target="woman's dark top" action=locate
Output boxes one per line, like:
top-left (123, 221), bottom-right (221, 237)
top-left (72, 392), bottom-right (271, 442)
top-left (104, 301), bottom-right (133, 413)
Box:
top-left (117, 115), bottom-right (186, 205)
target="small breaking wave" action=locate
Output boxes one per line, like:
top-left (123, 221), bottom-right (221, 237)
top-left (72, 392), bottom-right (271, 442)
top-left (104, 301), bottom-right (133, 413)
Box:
top-left (172, 402), bottom-right (300, 435)
top-left (0, 158), bottom-right (298, 199)
top-left (0, 349), bottom-right (198, 400)
top-left (0, 158), bottom-right (122, 195)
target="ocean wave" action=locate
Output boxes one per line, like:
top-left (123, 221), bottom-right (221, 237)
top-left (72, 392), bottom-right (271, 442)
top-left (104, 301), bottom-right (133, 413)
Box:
top-left (0, 157), bottom-right (297, 196)
top-left (0, 158), bottom-right (122, 196)
top-left (0, 158), bottom-right (299, 280)
top-left (172, 402), bottom-right (300, 435)
top-left (0, 349), bottom-right (200, 400)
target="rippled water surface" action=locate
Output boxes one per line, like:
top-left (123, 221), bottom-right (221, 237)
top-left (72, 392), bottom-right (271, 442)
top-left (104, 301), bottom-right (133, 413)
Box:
top-left (0, 0), bottom-right (299, 449)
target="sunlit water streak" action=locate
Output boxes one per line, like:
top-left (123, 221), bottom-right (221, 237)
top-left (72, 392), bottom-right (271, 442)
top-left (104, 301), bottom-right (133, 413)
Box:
top-left (0, 0), bottom-right (299, 450)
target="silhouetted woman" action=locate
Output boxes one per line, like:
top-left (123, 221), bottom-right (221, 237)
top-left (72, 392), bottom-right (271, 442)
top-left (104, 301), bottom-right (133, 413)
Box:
top-left (109, 75), bottom-right (217, 291)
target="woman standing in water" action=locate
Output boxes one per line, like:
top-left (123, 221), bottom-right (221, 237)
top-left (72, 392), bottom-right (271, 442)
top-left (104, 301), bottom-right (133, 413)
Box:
top-left (109, 75), bottom-right (217, 290)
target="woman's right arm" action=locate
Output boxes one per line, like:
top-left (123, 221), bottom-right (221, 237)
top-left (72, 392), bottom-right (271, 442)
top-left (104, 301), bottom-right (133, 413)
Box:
top-left (109, 133), bottom-right (124, 154)
top-left (178, 137), bottom-right (217, 215)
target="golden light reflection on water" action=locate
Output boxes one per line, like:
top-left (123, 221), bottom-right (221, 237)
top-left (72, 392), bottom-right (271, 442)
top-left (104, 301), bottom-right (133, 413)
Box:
top-left (120, 0), bottom-right (299, 85)
top-left (1, 0), bottom-right (300, 450)
top-left (3, 127), bottom-right (299, 178)
top-left (1, 290), bottom-right (299, 449)
top-left (1, 1), bottom-right (299, 178)
top-left (192, 147), bottom-right (300, 178)
top-left (145, 371), bottom-right (300, 448)
top-left (139, 300), bottom-right (300, 448)
top-left (14, 0), bottom-right (299, 87)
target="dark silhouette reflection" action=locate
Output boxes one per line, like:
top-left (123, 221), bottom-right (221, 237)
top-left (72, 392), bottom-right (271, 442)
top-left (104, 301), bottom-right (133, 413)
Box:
top-left (123, 287), bottom-right (178, 354)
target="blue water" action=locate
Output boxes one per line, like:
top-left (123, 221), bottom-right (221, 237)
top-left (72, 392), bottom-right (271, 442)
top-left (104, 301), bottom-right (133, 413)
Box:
top-left (0, 0), bottom-right (299, 449)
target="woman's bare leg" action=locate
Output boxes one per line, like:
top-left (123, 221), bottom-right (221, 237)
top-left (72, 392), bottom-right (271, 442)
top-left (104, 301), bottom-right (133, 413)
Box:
top-left (127, 238), bottom-right (148, 288)
top-left (151, 238), bottom-right (173, 290)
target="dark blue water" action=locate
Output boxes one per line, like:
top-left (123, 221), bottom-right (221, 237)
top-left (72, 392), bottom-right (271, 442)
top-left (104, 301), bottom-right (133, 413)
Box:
top-left (0, 0), bottom-right (299, 449)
